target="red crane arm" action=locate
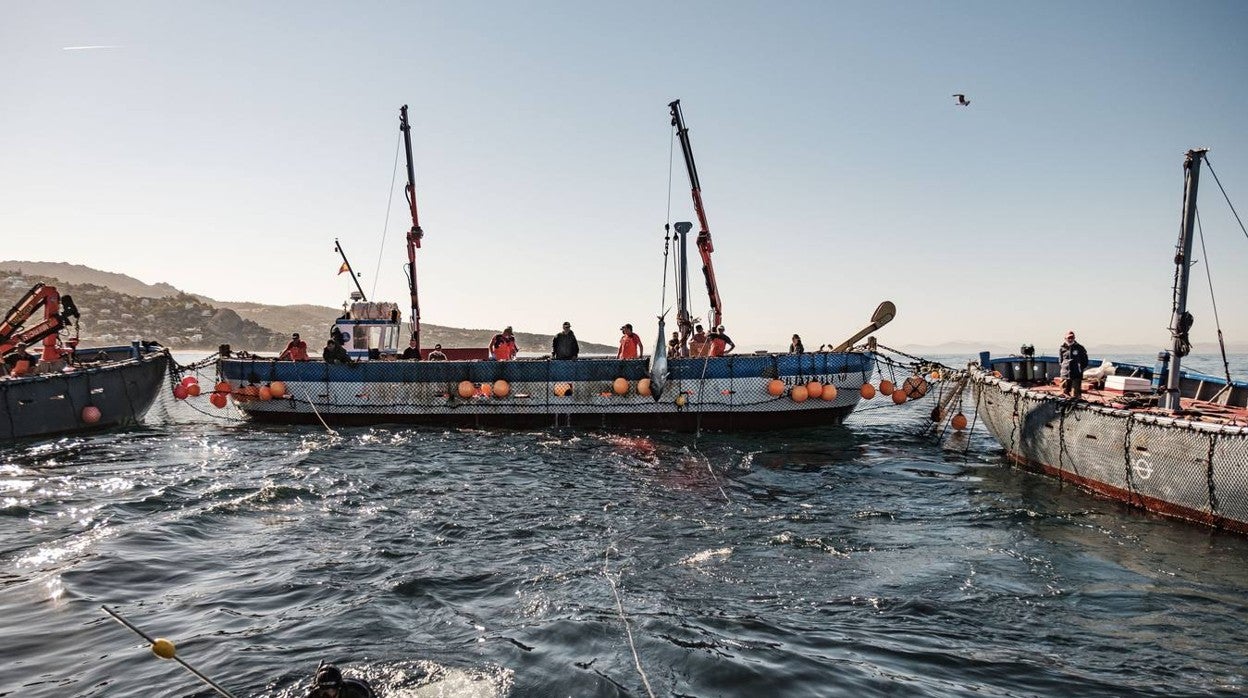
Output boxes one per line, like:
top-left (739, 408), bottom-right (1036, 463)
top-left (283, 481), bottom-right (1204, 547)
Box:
top-left (669, 100), bottom-right (723, 330)
top-left (0, 284), bottom-right (65, 356)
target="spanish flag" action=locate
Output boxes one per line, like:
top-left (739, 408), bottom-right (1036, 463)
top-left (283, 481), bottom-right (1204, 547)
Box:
top-left (337, 262), bottom-right (350, 275)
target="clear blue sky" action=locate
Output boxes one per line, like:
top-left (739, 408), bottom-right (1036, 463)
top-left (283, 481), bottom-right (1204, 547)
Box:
top-left (3, 2), bottom-right (1246, 352)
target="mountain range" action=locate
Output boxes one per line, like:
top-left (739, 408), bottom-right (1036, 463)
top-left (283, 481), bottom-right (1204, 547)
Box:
top-left (0, 261), bottom-right (616, 354)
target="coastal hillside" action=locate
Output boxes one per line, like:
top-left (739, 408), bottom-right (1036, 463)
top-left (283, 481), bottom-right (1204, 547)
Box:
top-left (1, 263), bottom-right (615, 354)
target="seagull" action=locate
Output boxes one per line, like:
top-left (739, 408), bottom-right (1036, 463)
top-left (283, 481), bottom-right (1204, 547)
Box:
top-left (952, 94), bottom-right (970, 107)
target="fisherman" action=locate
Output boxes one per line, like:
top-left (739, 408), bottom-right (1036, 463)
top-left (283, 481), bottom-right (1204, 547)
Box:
top-left (689, 324), bottom-right (708, 357)
top-left (279, 333), bottom-right (310, 361)
top-left (401, 338), bottom-right (421, 360)
top-left (617, 323), bottom-right (643, 359)
top-left (323, 338), bottom-right (352, 364)
top-left (426, 343), bottom-right (448, 361)
top-left (1058, 330), bottom-right (1089, 399)
top-left (789, 334), bottom-right (804, 353)
top-left (552, 322), bottom-right (579, 360)
top-left (667, 331), bottom-right (684, 358)
top-left (2, 343), bottom-right (35, 377)
top-left (708, 325), bottom-right (735, 357)
top-left (489, 326), bottom-right (518, 361)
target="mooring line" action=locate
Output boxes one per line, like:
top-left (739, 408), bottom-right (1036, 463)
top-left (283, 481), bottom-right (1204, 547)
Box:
top-left (302, 389), bottom-right (339, 437)
top-left (602, 546), bottom-right (656, 698)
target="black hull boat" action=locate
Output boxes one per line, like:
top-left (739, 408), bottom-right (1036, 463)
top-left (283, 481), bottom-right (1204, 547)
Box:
top-left (1, 344), bottom-right (171, 443)
top-left (1, 283), bottom-right (171, 443)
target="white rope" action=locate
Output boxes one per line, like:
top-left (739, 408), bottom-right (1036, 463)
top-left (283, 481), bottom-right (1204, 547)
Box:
top-left (302, 389), bottom-right (339, 437)
top-left (602, 546), bottom-right (656, 698)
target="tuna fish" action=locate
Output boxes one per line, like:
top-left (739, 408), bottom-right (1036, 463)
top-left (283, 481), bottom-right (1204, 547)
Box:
top-left (648, 313), bottom-right (669, 401)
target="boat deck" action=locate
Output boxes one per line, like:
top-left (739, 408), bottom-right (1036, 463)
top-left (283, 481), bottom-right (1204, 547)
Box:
top-left (1023, 380), bottom-right (1248, 427)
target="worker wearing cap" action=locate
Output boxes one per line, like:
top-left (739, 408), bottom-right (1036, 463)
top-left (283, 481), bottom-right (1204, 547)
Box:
top-left (490, 326), bottom-right (518, 361)
top-left (552, 322), bottom-right (579, 360)
top-left (617, 323), bottom-right (643, 360)
top-left (1058, 330), bottom-right (1088, 399)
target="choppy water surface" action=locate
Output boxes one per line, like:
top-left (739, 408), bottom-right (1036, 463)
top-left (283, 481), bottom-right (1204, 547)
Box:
top-left (2, 355), bottom-right (1246, 697)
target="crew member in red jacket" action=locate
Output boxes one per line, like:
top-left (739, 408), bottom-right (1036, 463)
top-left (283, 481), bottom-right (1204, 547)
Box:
top-left (278, 333), bottom-right (309, 361)
top-left (617, 323), bottom-right (643, 359)
top-left (489, 326), bottom-right (518, 361)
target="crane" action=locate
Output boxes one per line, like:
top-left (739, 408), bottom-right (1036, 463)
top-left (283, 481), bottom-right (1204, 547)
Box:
top-left (669, 100), bottom-right (723, 339)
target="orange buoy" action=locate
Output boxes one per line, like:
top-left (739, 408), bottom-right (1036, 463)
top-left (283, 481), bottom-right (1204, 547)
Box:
top-left (554, 382), bottom-right (572, 397)
top-left (805, 381), bottom-right (824, 399)
top-left (210, 392), bottom-right (228, 408)
top-left (821, 384), bottom-right (838, 401)
top-left (879, 379), bottom-right (894, 396)
top-left (493, 380), bottom-right (511, 398)
top-left (860, 383), bottom-right (876, 399)
top-left (891, 389), bottom-right (907, 405)
top-left (180, 376), bottom-right (199, 387)
top-left (269, 381), bottom-right (287, 398)
top-left (929, 370), bottom-right (941, 381)
top-left (258, 386), bottom-right (273, 401)
top-left (951, 413), bottom-right (968, 431)
top-left (767, 379), bottom-right (785, 396)
top-left (930, 406), bottom-right (944, 422)
top-left (479, 381), bottom-right (493, 397)
top-left (173, 385), bottom-right (189, 400)
top-left (215, 381), bottom-right (231, 395)
top-left (81, 405), bottom-right (101, 423)
top-left (457, 380), bottom-right (475, 398)
top-left (612, 377), bottom-right (629, 395)
top-left (637, 378), bottom-right (652, 397)
top-left (186, 383), bottom-right (201, 397)
top-left (790, 385), bottom-right (809, 403)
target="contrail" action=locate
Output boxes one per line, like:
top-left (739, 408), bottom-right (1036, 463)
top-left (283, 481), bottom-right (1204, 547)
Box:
top-left (62, 45), bottom-right (122, 51)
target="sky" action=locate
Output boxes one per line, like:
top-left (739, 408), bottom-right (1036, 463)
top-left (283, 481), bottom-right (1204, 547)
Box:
top-left (2, 1), bottom-right (1247, 353)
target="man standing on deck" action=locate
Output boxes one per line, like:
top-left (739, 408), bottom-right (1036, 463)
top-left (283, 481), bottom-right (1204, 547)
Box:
top-left (1059, 330), bottom-right (1089, 399)
top-left (490, 326), bottom-right (518, 361)
top-left (552, 322), bottom-right (579, 360)
top-left (618, 324), bottom-right (643, 359)
top-left (279, 333), bottom-right (309, 361)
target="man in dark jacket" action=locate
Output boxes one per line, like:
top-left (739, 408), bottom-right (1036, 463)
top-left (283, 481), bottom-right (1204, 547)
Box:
top-left (552, 322), bottom-right (579, 360)
top-left (323, 338), bottom-right (352, 364)
top-left (1059, 330), bottom-right (1089, 399)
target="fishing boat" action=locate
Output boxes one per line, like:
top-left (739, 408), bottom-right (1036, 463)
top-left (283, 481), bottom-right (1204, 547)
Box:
top-left (0, 283), bottom-right (171, 442)
top-left (214, 102), bottom-right (894, 431)
top-left (967, 149), bottom-right (1248, 533)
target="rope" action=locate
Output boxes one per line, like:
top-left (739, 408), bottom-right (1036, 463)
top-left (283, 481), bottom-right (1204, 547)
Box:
top-left (301, 388), bottom-right (339, 437)
top-left (1204, 158), bottom-right (1248, 242)
top-left (602, 545), bottom-right (656, 698)
top-left (1194, 209), bottom-right (1236, 387)
top-left (371, 131), bottom-right (404, 300)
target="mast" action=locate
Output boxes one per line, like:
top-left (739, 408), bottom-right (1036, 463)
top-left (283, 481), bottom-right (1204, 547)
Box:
top-left (400, 104), bottom-right (424, 352)
top-left (1162, 147), bottom-right (1208, 412)
top-left (669, 100), bottom-right (723, 331)
top-left (673, 221), bottom-right (693, 343)
top-left (334, 239), bottom-right (367, 301)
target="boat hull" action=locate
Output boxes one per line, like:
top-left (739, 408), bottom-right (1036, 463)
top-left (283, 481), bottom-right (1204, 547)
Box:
top-left (218, 352), bottom-right (873, 432)
top-left (0, 347), bottom-right (171, 443)
top-left (969, 365), bottom-right (1248, 534)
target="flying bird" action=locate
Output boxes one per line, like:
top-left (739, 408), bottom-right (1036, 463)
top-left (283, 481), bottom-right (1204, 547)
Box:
top-left (952, 94), bottom-right (970, 107)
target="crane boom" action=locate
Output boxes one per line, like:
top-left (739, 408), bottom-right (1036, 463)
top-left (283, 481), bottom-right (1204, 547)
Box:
top-left (400, 104), bottom-right (424, 353)
top-left (669, 100), bottom-right (723, 330)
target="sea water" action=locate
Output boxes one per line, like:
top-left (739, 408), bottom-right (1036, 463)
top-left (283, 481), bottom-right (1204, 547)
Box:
top-left (1, 354), bottom-right (1245, 697)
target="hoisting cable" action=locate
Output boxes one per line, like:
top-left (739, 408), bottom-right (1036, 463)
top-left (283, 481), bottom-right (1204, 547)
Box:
top-left (1194, 209), bottom-right (1236, 393)
top-left (1204, 158), bottom-right (1248, 242)
top-left (371, 131), bottom-right (404, 300)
